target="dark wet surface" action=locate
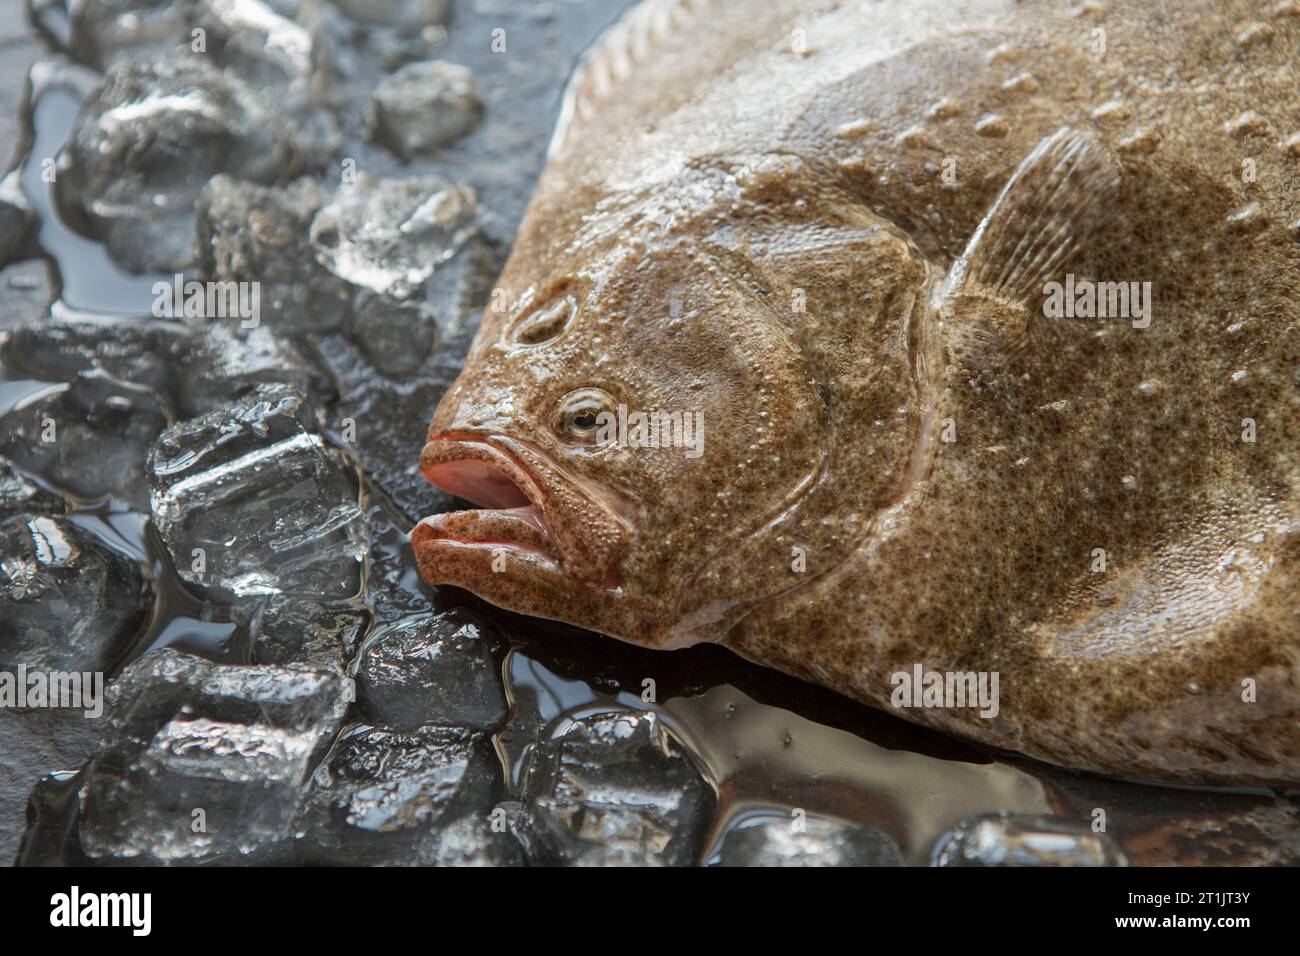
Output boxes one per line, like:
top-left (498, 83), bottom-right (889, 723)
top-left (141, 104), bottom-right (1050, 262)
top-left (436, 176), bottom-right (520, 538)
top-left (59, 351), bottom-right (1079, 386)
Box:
top-left (1, 0), bottom-right (1297, 866)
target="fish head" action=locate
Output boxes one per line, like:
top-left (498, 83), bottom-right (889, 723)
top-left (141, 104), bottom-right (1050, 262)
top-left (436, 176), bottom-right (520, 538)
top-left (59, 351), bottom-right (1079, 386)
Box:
top-left (414, 158), bottom-right (933, 649)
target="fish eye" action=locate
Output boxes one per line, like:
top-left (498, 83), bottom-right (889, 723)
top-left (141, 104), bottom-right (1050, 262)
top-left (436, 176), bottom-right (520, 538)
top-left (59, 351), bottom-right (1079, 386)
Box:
top-left (508, 294), bottom-right (577, 346)
top-left (553, 388), bottom-right (618, 444)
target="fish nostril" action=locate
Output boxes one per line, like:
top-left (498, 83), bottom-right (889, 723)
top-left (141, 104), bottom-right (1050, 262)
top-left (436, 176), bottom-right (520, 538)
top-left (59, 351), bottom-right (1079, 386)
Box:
top-left (507, 294), bottom-right (577, 346)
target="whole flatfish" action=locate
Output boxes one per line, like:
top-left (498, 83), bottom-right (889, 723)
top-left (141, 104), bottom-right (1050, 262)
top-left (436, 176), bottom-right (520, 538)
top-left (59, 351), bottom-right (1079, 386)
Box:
top-left (413, 0), bottom-right (1300, 786)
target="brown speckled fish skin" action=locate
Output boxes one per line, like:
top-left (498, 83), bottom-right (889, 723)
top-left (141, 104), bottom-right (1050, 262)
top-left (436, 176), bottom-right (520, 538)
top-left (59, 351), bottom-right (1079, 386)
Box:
top-left (414, 0), bottom-right (1300, 786)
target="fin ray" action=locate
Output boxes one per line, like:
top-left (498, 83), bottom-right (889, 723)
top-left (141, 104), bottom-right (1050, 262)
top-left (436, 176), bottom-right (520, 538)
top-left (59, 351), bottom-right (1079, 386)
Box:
top-left (948, 127), bottom-right (1122, 304)
top-left (548, 0), bottom-right (707, 159)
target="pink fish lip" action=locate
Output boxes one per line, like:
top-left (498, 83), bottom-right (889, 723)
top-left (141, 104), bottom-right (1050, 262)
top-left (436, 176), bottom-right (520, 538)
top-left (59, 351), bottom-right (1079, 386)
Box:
top-left (413, 432), bottom-right (628, 588)
top-left (416, 435), bottom-right (558, 562)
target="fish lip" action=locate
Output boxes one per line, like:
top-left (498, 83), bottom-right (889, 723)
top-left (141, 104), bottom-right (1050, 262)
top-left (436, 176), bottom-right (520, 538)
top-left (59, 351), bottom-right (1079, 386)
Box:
top-left (416, 432), bottom-right (628, 586)
top-left (413, 507), bottom-right (555, 561)
top-left (417, 435), bottom-right (558, 559)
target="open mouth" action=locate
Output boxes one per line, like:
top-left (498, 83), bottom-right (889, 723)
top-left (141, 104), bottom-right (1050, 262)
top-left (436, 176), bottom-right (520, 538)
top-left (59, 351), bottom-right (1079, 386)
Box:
top-left (415, 437), bottom-right (558, 560)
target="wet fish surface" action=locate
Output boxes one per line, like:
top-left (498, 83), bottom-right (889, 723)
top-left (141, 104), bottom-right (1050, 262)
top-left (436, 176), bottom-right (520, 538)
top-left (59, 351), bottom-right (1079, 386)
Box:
top-left (413, 0), bottom-right (1300, 787)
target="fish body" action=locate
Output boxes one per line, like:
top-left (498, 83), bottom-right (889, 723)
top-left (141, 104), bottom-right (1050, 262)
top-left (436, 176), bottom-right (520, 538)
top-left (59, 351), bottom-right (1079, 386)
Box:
top-left (413, 0), bottom-right (1300, 786)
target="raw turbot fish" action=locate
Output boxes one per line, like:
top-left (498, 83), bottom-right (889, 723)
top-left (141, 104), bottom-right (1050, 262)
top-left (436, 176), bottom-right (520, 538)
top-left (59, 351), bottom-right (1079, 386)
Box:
top-left (412, 0), bottom-right (1300, 786)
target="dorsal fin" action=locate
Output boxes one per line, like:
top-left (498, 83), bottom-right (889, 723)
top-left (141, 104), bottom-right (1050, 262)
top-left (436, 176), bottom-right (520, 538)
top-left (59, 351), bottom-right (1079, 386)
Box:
top-left (548, 0), bottom-right (707, 159)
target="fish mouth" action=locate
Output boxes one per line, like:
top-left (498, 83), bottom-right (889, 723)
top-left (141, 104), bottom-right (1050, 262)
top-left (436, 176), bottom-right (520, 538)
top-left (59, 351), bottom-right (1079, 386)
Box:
top-left (412, 433), bottom-right (629, 588)
top-left (416, 438), bottom-right (559, 563)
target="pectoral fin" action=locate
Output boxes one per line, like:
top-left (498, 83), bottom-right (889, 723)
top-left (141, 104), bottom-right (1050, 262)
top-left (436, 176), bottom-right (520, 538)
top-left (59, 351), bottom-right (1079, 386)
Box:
top-left (941, 127), bottom-right (1122, 360)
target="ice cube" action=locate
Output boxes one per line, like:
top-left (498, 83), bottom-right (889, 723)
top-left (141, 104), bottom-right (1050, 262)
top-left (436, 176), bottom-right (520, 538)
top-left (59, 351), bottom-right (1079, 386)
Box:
top-left (0, 170), bottom-right (38, 267)
top-left (519, 710), bottom-right (715, 866)
top-left (1, 317), bottom-right (335, 418)
top-left (0, 372), bottom-right (169, 505)
top-left (931, 812), bottom-right (1129, 867)
top-left (148, 384), bottom-right (368, 601)
top-left (713, 814), bottom-right (902, 867)
top-left (413, 811), bottom-right (527, 866)
top-left (195, 174), bottom-right (351, 334)
top-left (371, 60), bottom-right (483, 158)
top-left (0, 457), bottom-right (64, 518)
top-left (0, 513), bottom-right (150, 673)
top-left (192, 0), bottom-right (324, 110)
top-left (1, 318), bottom-right (186, 399)
top-left (67, 0), bottom-right (192, 70)
top-left (345, 288), bottom-right (439, 378)
top-left (181, 322), bottom-right (337, 416)
top-left (77, 647), bottom-right (349, 863)
top-left (296, 722), bottom-right (503, 864)
top-left (58, 57), bottom-right (298, 273)
top-left (353, 609), bottom-right (507, 733)
top-left (244, 595), bottom-right (369, 674)
top-left (308, 174), bottom-right (480, 301)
